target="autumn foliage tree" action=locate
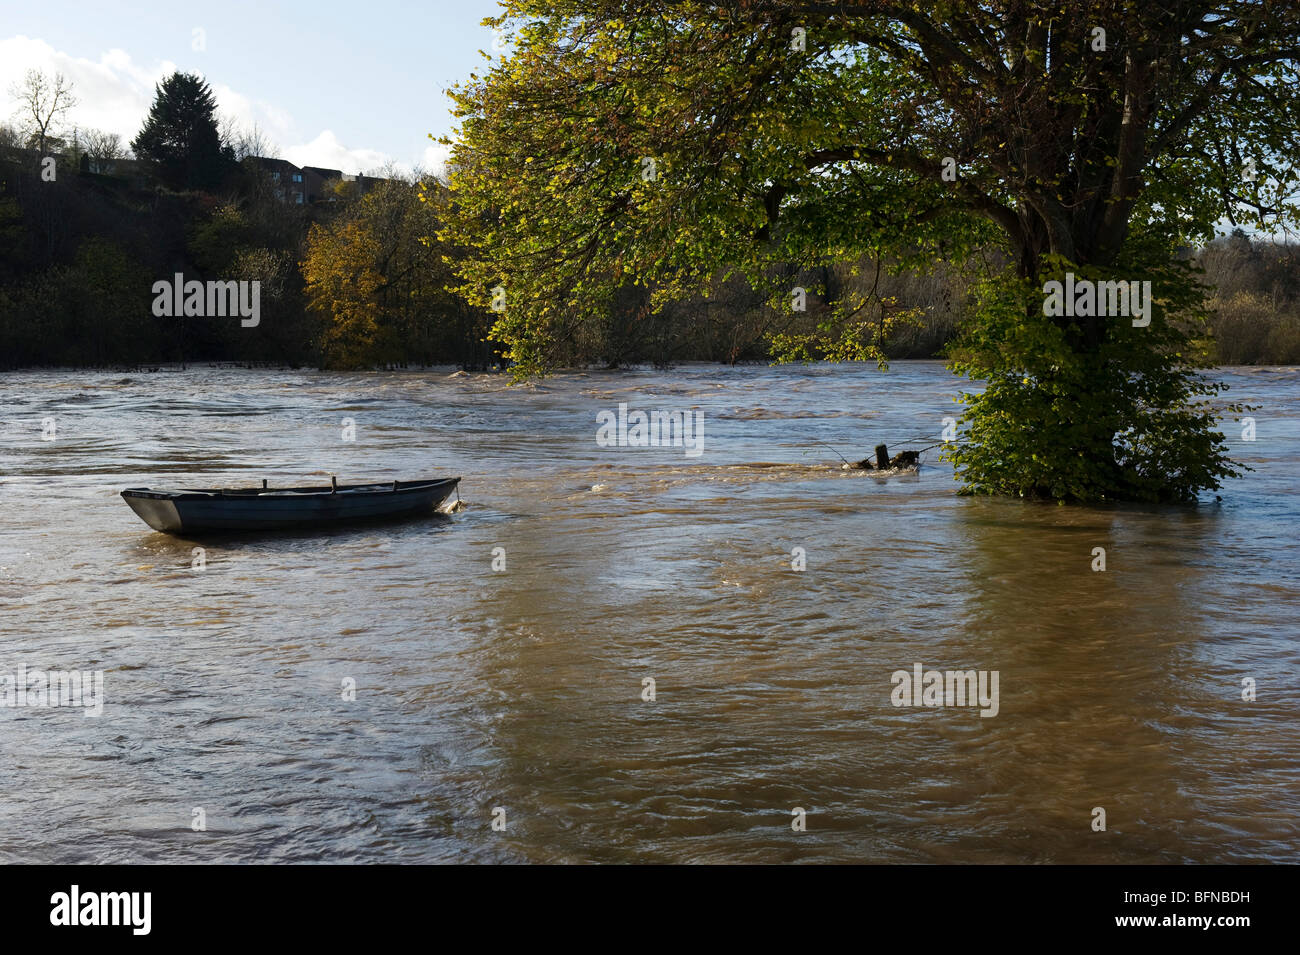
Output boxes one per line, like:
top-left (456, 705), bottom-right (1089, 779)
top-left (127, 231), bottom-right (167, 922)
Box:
top-left (442, 0), bottom-right (1300, 502)
top-left (303, 177), bottom-right (493, 368)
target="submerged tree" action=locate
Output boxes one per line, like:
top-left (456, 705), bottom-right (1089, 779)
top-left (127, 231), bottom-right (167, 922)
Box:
top-left (132, 72), bottom-right (234, 192)
top-left (442, 0), bottom-right (1300, 502)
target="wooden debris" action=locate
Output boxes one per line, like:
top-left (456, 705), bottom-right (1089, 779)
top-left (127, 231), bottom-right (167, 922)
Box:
top-left (843, 442), bottom-right (921, 471)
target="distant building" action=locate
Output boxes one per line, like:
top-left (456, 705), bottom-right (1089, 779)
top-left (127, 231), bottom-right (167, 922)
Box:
top-left (246, 156), bottom-right (307, 203)
top-left (78, 154), bottom-right (145, 180)
top-left (300, 165), bottom-right (342, 203)
top-left (4, 145), bottom-right (387, 199)
top-left (1, 146), bottom-right (145, 189)
top-left (248, 157), bottom-right (387, 204)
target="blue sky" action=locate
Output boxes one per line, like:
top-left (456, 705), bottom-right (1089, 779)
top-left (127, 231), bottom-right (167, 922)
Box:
top-left (0, 0), bottom-right (504, 175)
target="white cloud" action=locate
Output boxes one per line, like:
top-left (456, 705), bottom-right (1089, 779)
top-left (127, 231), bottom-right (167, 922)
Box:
top-left (0, 34), bottom-right (412, 173)
top-left (0, 35), bottom-right (171, 145)
top-left (422, 142), bottom-right (451, 178)
top-left (283, 130), bottom-right (393, 176)
top-left (280, 133), bottom-right (447, 179)
top-left (210, 82), bottom-right (293, 146)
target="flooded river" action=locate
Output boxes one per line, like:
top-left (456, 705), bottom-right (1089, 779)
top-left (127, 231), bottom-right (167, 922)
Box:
top-left (1, 361), bottom-right (1297, 863)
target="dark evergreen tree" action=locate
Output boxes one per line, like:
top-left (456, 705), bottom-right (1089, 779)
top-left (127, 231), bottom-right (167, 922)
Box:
top-left (131, 72), bottom-right (234, 192)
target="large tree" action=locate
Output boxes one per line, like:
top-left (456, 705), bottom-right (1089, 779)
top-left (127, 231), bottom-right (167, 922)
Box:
top-left (442, 0), bottom-right (1300, 502)
top-left (132, 72), bottom-right (234, 191)
top-left (7, 69), bottom-right (77, 155)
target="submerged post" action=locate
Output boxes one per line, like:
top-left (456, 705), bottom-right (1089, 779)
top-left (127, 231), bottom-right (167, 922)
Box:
top-left (875, 444), bottom-right (890, 470)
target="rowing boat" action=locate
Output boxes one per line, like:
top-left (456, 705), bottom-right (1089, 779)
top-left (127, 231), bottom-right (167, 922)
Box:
top-left (120, 477), bottom-right (460, 534)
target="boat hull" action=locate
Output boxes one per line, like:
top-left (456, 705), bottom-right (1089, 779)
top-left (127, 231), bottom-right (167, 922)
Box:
top-left (121, 478), bottom-right (460, 534)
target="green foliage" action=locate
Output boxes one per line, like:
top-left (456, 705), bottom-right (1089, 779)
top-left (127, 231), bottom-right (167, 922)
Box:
top-left (304, 178), bottom-right (494, 369)
top-left (944, 246), bottom-right (1251, 503)
top-left (441, 1), bottom-right (1299, 501)
top-left (440, 3), bottom-right (988, 378)
top-left (0, 237), bottom-right (153, 365)
top-left (188, 204), bottom-right (251, 273)
top-left (767, 295), bottom-right (925, 363)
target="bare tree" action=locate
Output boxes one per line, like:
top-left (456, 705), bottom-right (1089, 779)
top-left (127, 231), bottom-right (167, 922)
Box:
top-left (217, 113), bottom-right (238, 156)
top-left (236, 122), bottom-right (277, 161)
top-left (8, 69), bottom-right (78, 155)
top-left (82, 128), bottom-right (125, 172)
top-left (219, 114), bottom-right (276, 161)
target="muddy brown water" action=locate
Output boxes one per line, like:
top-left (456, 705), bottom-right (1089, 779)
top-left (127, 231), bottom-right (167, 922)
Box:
top-left (1, 361), bottom-right (1296, 862)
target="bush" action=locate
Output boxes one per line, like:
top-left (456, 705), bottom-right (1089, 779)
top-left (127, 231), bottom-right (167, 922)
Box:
top-left (944, 249), bottom-right (1251, 504)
